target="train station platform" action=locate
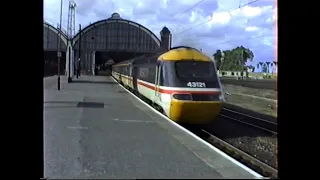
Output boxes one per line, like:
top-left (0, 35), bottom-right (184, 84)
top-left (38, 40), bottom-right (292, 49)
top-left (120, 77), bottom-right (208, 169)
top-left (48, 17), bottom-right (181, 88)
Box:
top-left (44, 75), bottom-right (263, 179)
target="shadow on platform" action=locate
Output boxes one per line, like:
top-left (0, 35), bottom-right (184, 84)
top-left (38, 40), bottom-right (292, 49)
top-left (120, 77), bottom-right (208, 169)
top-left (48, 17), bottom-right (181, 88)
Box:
top-left (72, 80), bottom-right (117, 85)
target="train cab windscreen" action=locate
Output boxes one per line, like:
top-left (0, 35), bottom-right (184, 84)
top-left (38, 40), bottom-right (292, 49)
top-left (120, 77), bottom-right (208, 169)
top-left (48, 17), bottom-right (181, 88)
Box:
top-left (175, 61), bottom-right (216, 78)
top-left (175, 61), bottom-right (220, 87)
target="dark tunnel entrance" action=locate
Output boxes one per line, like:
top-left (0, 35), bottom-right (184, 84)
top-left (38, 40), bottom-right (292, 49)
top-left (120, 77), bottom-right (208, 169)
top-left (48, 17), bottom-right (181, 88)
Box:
top-left (44, 51), bottom-right (66, 77)
top-left (94, 51), bottom-right (147, 76)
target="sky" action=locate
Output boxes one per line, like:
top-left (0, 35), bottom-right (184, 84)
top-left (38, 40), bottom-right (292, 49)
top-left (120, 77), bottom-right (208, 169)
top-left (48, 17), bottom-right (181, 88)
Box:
top-left (44, 0), bottom-right (277, 72)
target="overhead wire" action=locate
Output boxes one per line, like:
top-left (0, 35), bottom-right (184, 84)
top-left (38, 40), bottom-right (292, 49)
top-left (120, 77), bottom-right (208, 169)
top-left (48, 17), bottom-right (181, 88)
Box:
top-left (212, 33), bottom-right (275, 46)
top-left (173, 0), bottom-right (276, 51)
top-left (172, 0), bottom-right (206, 20)
top-left (169, 0), bottom-right (275, 64)
top-left (167, 0), bottom-right (206, 34)
top-left (177, 9), bottom-right (275, 47)
top-left (175, 0), bottom-right (262, 36)
top-left (179, 33), bottom-right (274, 47)
top-left (168, 0), bottom-right (205, 20)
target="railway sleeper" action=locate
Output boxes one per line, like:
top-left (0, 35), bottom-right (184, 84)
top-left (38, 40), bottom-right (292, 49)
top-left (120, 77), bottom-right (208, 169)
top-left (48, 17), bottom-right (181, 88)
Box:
top-left (207, 136), bottom-right (276, 178)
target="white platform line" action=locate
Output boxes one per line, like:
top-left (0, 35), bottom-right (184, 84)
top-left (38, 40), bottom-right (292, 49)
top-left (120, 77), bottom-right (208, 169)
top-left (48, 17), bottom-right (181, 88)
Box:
top-left (67, 126), bottom-right (88, 130)
top-left (110, 76), bottom-right (263, 178)
top-left (113, 118), bottom-right (154, 123)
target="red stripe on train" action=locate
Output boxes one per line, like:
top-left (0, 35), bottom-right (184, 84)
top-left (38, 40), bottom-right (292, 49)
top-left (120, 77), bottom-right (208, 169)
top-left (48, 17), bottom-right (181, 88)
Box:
top-left (114, 73), bottom-right (220, 95)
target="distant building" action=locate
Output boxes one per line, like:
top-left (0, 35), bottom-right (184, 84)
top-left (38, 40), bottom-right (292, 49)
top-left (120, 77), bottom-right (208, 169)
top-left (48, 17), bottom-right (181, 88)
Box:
top-left (247, 66), bottom-right (254, 72)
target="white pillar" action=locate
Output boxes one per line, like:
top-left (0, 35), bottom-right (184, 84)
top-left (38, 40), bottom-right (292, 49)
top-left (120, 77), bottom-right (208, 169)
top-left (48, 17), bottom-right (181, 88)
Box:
top-left (92, 51), bottom-right (96, 75)
top-left (66, 41), bottom-right (75, 81)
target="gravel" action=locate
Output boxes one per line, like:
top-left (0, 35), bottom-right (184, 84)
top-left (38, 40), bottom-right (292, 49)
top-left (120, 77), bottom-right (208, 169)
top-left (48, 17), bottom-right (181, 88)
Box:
top-left (221, 84), bottom-right (277, 117)
top-left (222, 84), bottom-right (277, 100)
top-left (204, 116), bottom-right (277, 169)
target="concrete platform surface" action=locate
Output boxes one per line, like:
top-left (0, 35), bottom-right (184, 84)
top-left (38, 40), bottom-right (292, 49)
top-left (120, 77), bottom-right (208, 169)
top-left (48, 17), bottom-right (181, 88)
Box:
top-left (44, 75), bottom-right (262, 179)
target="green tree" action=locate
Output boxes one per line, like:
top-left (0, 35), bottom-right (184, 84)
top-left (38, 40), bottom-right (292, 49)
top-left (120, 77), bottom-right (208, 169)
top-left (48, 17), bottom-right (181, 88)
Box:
top-left (217, 46), bottom-right (254, 71)
top-left (247, 65), bottom-right (255, 72)
top-left (242, 46), bottom-right (254, 71)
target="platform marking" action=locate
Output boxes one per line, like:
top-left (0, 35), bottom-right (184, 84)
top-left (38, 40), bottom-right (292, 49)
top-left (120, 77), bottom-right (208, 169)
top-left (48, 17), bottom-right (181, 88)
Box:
top-left (111, 76), bottom-right (264, 179)
top-left (67, 126), bottom-right (89, 130)
top-left (113, 118), bottom-right (154, 123)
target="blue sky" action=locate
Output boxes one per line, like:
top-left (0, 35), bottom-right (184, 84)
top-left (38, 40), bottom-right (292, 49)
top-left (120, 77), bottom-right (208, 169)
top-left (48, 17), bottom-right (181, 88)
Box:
top-left (44, 0), bottom-right (277, 71)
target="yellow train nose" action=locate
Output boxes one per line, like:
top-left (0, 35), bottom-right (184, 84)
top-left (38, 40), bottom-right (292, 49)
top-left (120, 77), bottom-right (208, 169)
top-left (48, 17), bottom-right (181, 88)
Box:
top-left (169, 99), bottom-right (222, 124)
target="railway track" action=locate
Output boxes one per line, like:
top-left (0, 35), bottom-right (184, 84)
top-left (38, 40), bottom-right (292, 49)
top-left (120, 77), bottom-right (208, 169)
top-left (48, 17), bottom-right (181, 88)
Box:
top-left (195, 108), bottom-right (278, 178)
top-left (200, 129), bottom-right (278, 178)
top-left (220, 78), bottom-right (277, 90)
top-left (188, 109), bottom-right (278, 178)
top-left (219, 108), bottom-right (277, 135)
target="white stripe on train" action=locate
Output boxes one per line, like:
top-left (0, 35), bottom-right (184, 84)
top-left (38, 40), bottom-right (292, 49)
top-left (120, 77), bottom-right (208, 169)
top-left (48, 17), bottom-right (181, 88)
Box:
top-left (112, 71), bottom-right (221, 92)
top-left (112, 71), bottom-right (171, 115)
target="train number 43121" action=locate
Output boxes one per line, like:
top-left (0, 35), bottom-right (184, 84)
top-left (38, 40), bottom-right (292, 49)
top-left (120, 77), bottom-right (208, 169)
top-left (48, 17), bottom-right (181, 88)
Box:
top-left (187, 82), bottom-right (206, 88)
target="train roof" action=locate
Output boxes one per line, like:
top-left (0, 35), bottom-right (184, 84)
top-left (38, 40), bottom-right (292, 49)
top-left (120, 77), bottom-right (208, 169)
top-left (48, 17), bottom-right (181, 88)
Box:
top-left (169, 46), bottom-right (198, 51)
top-left (115, 59), bottom-right (134, 65)
top-left (113, 53), bottom-right (159, 66)
top-left (158, 46), bottom-right (212, 62)
top-left (113, 46), bottom-right (212, 66)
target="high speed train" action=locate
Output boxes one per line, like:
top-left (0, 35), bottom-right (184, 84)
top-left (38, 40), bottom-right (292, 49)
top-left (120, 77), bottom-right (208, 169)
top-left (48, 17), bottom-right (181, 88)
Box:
top-left (112, 46), bottom-right (224, 124)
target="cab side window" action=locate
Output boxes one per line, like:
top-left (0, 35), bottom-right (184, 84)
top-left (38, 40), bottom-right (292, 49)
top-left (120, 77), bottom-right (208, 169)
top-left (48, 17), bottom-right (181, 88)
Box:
top-left (159, 63), bottom-right (164, 86)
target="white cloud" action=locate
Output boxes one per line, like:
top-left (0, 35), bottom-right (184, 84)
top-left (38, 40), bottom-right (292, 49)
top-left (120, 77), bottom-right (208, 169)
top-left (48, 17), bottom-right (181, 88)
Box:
top-left (44, 0), bottom-right (277, 64)
top-left (209, 12), bottom-right (231, 25)
top-left (245, 26), bottom-right (259, 32)
top-left (231, 5), bottom-right (264, 17)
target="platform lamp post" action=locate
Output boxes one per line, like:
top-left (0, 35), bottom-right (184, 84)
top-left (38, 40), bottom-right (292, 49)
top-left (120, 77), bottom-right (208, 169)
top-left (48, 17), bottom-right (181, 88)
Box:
top-left (67, 39), bottom-right (72, 83)
top-left (57, 0), bottom-right (63, 90)
top-left (77, 24), bottom-right (82, 79)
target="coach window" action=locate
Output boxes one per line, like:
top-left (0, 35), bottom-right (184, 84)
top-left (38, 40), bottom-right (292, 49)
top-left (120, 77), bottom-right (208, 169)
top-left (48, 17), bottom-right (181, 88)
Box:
top-left (124, 67), bottom-right (128, 76)
top-left (129, 66), bottom-right (132, 76)
top-left (121, 67), bottom-right (124, 74)
top-left (145, 68), bottom-right (149, 79)
top-left (139, 68), bottom-right (148, 80)
top-left (148, 67), bottom-right (155, 83)
top-left (139, 68), bottom-right (143, 78)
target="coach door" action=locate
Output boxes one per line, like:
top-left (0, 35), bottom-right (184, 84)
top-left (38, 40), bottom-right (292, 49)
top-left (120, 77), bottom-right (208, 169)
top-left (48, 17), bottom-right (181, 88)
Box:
top-left (154, 62), bottom-right (162, 103)
top-left (129, 66), bottom-right (133, 88)
top-left (132, 66), bottom-right (138, 92)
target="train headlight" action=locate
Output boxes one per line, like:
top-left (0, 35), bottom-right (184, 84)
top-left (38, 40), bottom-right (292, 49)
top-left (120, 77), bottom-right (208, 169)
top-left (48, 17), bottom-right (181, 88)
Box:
top-left (172, 93), bottom-right (192, 101)
top-left (219, 93), bottom-right (225, 102)
top-left (207, 93), bottom-right (225, 101)
top-left (205, 93), bottom-right (224, 101)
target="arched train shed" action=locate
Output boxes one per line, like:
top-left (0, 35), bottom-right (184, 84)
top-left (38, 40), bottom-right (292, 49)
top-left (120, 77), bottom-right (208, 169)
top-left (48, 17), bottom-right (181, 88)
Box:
top-left (71, 13), bottom-right (162, 74)
top-left (43, 22), bottom-right (68, 76)
top-left (43, 21), bottom-right (68, 50)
